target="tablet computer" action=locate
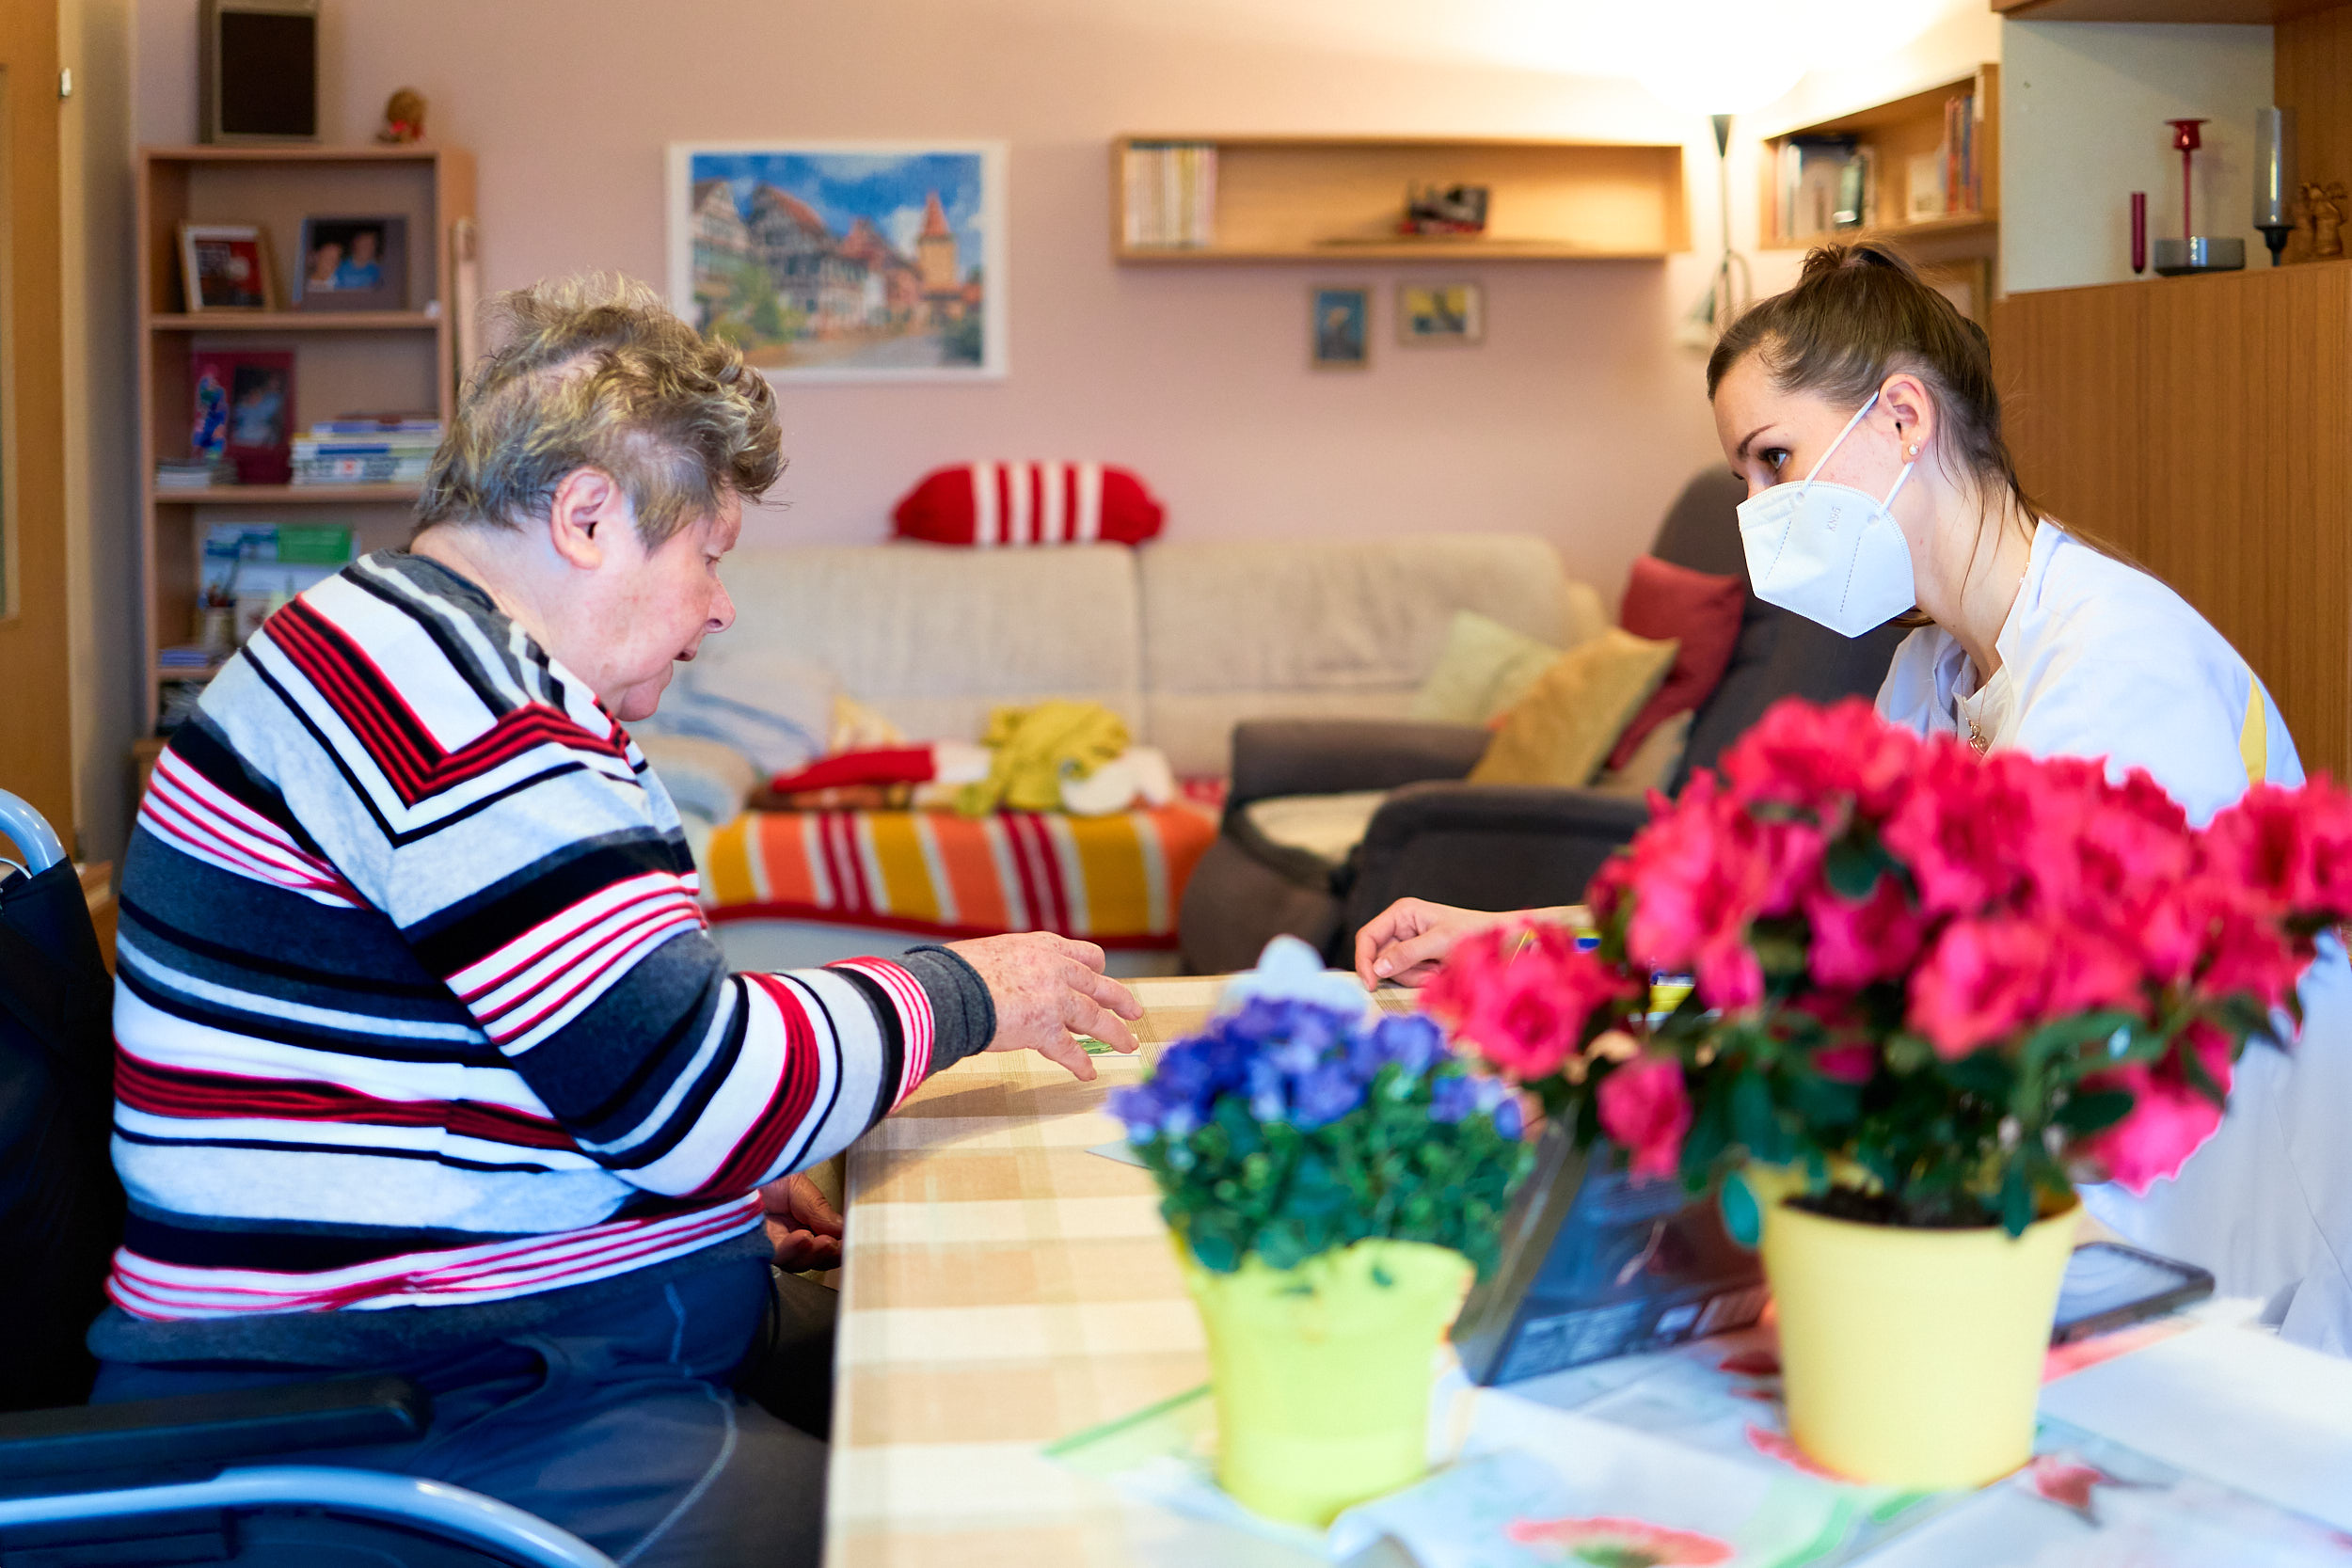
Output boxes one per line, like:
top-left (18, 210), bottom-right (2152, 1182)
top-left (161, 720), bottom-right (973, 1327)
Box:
top-left (1452, 1128), bottom-right (1766, 1386)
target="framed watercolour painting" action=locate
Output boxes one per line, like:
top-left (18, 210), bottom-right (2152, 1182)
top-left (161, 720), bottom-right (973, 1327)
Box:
top-left (667, 141), bottom-right (1008, 381)
top-left (1311, 286), bottom-right (1369, 370)
top-left (1398, 281), bottom-right (1484, 345)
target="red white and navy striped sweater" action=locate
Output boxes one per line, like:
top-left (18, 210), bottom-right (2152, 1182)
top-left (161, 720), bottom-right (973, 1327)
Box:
top-left (94, 551), bottom-right (991, 1364)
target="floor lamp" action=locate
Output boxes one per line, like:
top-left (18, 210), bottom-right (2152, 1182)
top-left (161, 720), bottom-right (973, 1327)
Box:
top-left (1675, 112), bottom-right (1752, 349)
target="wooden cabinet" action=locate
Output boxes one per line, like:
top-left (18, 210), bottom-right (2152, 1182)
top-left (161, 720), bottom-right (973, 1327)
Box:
top-left (1108, 135), bottom-right (1687, 264)
top-left (1992, 261), bottom-right (2352, 776)
top-left (135, 145), bottom-right (474, 731)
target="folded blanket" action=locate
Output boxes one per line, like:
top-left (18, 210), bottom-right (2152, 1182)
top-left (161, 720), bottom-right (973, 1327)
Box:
top-left (703, 802), bottom-right (1216, 947)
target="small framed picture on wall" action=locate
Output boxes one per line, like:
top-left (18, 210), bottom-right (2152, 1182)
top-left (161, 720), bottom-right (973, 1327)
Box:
top-left (1311, 286), bottom-right (1369, 370)
top-left (179, 223), bottom-right (274, 312)
top-left (294, 215), bottom-right (410, 310)
top-left (1397, 281), bottom-right (1484, 345)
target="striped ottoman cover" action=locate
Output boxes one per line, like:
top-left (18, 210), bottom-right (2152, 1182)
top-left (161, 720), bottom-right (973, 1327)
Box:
top-left (701, 804), bottom-right (1218, 947)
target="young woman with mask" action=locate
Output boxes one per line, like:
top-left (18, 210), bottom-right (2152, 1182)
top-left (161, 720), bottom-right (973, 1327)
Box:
top-left (1357, 242), bottom-right (2352, 1353)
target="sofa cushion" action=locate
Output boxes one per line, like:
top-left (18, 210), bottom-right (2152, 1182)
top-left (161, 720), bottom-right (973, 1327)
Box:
top-left (1609, 555), bottom-right (1746, 769)
top-left (1408, 610), bottom-right (1565, 724)
top-left (1241, 790), bottom-right (1391, 872)
top-left (893, 462), bottom-right (1164, 546)
top-left (1139, 535), bottom-right (1595, 777)
top-left (1470, 628), bottom-right (1678, 788)
top-left (1591, 709), bottom-right (1694, 799)
top-left (710, 543), bottom-right (1143, 747)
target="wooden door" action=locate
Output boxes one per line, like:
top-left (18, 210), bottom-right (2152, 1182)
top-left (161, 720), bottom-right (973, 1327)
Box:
top-left (0, 0), bottom-right (74, 850)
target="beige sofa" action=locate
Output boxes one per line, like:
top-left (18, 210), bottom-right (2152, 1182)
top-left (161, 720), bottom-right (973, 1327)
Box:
top-left (706, 535), bottom-right (1605, 780)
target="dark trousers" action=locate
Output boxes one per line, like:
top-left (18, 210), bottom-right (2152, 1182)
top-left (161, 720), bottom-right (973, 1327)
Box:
top-left (93, 1259), bottom-right (838, 1568)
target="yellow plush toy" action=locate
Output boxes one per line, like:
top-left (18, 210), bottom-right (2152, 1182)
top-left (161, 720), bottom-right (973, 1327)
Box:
top-left (959, 701), bottom-right (1130, 816)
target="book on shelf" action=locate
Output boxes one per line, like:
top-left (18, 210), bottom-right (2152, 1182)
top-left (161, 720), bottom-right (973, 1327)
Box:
top-left (292, 417), bottom-right (441, 485)
top-left (1776, 135), bottom-right (1871, 243)
top-left (156, 457), bottom-right (238, 490)
top-left (1121, 141), bottom-right (1217, 249)
top-left (1939, 91), bottom-right (1979, 216)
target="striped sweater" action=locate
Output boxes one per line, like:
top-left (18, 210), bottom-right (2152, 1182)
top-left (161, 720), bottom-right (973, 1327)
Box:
top-left (95, 551), bottom-right (991, 1364)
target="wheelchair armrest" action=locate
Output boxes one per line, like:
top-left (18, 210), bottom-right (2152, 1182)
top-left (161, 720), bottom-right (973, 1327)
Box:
top-left (0, 1375), bottom-right (431, 1485)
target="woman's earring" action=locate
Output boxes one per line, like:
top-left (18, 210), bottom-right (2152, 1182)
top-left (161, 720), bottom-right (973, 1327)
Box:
top-left (1906, 444), bottom-right (1919, 457)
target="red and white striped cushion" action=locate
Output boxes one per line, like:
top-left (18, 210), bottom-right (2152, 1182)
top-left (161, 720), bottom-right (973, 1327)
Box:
top-left (891, 462), bottom-right (1165, 547)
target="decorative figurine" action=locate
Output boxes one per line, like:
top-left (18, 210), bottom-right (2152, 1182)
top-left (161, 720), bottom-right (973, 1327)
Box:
top-left (1399, 183), bottom-right (1488, 237)
top-left (2302, 181), bottom-right (2346, 260)
top-left (375, 87), bottom-right (426, 145)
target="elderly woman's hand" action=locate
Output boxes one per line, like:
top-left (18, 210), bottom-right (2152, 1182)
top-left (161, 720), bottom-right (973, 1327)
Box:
top-left (946, 932), bottom-right (1143, 1082)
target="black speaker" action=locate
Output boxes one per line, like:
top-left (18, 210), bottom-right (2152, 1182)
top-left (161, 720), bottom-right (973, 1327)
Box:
top-left (199, 0), bottom-right (319, 144)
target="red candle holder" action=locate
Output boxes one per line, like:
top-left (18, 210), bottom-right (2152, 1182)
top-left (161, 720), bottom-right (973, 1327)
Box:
top-left (2168, 118), bottom-right (2206, 238)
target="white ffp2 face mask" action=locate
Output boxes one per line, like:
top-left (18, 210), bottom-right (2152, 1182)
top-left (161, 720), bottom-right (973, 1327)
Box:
top-left (1735, 390), bottom-right (1917, 639)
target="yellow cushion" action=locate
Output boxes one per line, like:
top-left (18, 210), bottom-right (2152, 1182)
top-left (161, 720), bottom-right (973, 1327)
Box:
top-left (1470, 628), bottom-right (1680, 788)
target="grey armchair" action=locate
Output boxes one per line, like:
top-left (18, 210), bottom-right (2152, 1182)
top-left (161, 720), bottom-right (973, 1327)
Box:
top-left (1178, 470), bottom-right (1908, 974)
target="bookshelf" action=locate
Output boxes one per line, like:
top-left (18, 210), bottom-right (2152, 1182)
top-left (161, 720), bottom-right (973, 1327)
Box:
top-left (1760, 67), bottom-right (1999, 259)
top-left (1109, 135), bottom-right (1689, 263)
top-left (135, 144), bottom-right (474, 733)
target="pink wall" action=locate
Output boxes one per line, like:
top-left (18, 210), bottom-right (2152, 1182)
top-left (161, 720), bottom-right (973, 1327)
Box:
top-left (137, 1), bottom-right (1757, 598)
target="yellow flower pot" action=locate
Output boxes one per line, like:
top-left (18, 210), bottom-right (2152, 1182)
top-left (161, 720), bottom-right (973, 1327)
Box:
top-left (1175, 1237), bottom-right (1471, 1527)
top-left (1760, 1196), bottom-right (2077, 1491)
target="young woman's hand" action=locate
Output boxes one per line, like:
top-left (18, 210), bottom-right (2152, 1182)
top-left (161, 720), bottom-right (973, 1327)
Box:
top-left (1354, 899), bottom-right (1587, 989)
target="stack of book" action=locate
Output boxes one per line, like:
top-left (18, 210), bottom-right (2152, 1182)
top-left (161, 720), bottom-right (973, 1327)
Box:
top-left (293, 417), bottom-right (443, 486)
top-left (156, 457), bottom-right (235, 491)
top-left (1121, 142), bottom-right (1217, 249)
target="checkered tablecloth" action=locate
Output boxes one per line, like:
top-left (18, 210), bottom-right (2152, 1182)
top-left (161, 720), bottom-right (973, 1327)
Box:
top-left (826, 976), bottom-right (1230, 1568)
top-left (824, 978), bottom-right (2352, 1568)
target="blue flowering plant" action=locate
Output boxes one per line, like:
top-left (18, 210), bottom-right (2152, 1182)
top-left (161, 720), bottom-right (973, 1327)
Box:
top-left (1109, 995), bottom-right (1534, 1279)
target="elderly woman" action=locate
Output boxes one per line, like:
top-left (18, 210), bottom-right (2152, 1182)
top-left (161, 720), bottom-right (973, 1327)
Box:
top-left (92, 277), bottom-right (1141, 1566)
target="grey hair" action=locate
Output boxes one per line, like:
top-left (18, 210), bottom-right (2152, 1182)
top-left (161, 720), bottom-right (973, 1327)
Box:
top-left (415, 274), bottom-right (783, 545)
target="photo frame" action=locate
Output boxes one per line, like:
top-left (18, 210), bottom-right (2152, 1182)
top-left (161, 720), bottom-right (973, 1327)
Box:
top-left (1397, 281), bottom-right (1485, 346)
top-left (179, 223), bottom-right (275, 312)
top-left (1310, 286), bottom-right (1369, 370)
top-left (666, 140), bottom-right (1009, 381)
top-left (294, 214), bottom-right (410, 310)
top-left (192, 349), bottom-right (295, 484)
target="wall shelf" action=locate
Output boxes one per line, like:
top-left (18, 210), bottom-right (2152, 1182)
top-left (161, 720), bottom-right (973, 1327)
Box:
top-left (1994, 0), bottom-right (2335, 20)
top-left (1109, 135), bottom-right (1688, 264)
top-left (150, 311), bottom-right (441, 331)
top-left (152, 483), bottom-right (422, 504)
top-left (1760, 68), bottom-right (2000, 262)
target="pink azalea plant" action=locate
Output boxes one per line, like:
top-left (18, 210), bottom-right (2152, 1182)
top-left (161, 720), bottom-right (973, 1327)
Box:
top-left (1423, 698), bottom-right (2352, 1232)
